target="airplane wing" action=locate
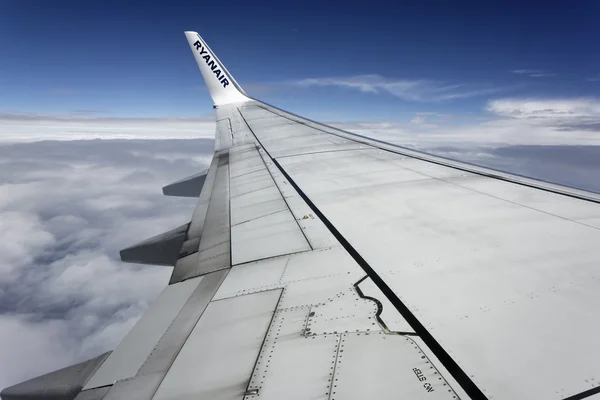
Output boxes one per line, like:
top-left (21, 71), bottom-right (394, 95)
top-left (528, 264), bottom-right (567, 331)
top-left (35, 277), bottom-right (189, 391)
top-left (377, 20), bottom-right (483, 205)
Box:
top-left (4, 31), bottom-right (600, 400)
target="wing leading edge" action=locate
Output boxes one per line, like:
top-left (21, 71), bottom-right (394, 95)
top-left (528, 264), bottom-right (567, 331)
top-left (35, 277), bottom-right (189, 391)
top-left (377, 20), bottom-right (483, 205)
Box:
top-left (4, 31), bottom-right (600, 400)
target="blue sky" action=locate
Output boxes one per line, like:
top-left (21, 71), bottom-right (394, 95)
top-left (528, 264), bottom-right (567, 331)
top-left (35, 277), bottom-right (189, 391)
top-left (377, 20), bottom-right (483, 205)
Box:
top-left (1, 0), bottom-right (600, 122)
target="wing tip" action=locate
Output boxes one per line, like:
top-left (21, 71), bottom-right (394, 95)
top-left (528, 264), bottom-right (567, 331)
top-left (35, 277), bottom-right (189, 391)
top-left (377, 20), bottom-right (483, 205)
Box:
top-left (184, 31), bottom-right (249, 105)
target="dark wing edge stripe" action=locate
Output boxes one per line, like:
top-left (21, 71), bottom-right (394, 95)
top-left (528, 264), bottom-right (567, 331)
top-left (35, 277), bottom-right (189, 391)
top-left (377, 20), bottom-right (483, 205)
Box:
top-left (562, 386), bottom-right (600, 400)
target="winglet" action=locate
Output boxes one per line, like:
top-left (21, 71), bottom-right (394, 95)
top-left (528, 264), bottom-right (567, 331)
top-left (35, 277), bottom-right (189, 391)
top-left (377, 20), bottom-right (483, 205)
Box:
top-left (185, 31), bottom-right (249, 106)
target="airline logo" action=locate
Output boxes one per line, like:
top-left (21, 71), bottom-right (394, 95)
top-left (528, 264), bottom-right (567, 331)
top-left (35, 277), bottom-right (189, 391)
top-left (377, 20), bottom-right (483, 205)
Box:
top-left (193, 40), bottom-right (230, 88)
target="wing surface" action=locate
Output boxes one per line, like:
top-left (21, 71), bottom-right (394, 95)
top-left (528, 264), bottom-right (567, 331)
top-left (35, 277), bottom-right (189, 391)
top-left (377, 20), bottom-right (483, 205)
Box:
top-left (4, 32), bottom-right (600, 400)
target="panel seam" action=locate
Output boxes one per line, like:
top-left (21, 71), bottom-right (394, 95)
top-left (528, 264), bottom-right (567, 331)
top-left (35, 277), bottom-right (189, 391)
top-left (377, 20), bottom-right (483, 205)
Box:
top-left (237, 110), bottom-right (313, 251)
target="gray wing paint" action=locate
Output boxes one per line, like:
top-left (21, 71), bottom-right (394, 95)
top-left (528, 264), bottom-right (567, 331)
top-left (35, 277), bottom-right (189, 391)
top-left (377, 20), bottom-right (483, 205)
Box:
top-left (4, 31), bottom-right (600, 400)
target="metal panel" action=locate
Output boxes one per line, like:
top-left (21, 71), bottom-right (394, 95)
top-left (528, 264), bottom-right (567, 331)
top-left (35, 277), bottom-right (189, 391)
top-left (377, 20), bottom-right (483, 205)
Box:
top-left (230, 147), bottom-right (288, 230)
top-left (259, 136), bottom-right (366, 159)
top-left (102, 270), bottom-right (228, 400)
top-left (231, 186), bottom-right (287, 226)
top-left (279, 273), bottom-right (358, 310)
top-left (306, 287), bottom-right (380, 335)
top-left (253, 148), bottom-right (339, 250)
top-left (213, 256), bottom-right (289, 300)
top-left (332, 333), bottom-right (459, 400)
top-left (214, 247), bottom-right (365, 306)
top-left (217, 106), bottom-right (255, 146)
top-left (136, 270), bottom-right (227, 377)
top-left (258, 101), bottom-right (600, 202)
top-left (216, 118), bottom-right (233, 150)
top-left (229, 145), bottom-right (310, 263)
top-left (410, 336), bottom-right (470, 400)
top-left (194, 154), bottom-right (230, 273)
top-left (240, 107), bottom-right (370, 159)
top-left (83, 278), bottom-right (202, 389)
top-left (169, 252), bottom-right (198, 284)
top-left (356, 276), bottom-right (414, 333)
top-left (248, 122), bottom-right (308, 138)
top-left (153, 289), bottom-right (282, 400)
top-left (231, 209), bottom-right (310, 265)
top-left (373, 150), bottom-right (600, 231)
top-left (274, 149), bottom-right (426, 197)
top-left (244, 308), bottom-right (339, 400)
top-left (228, 145), bottom-right (264, 178)
top-left (177, 237), bottom-right (200, 258)
top-left (280, 247), bottom-right (359, 283)
top-left (372, 150), bottom-right (468, 180)
top-left (187, 154), bottom-right (219, 239)
top-left (172, 155), bottom-right (230, 282)
top-left (74, 387), bottom-right (111, 400)
top-left (230, 169), bottom-right (273, 198)
top-left (284, 196), bottom-right (339, 250)
top-left (278, 149), bottom-right (600, 399)
top-left (446, 174), bottom-right (600, 229)
top-left (275, 142), bottom-right (369, 160)
top-left (102, 373), bottom-right (164, 400)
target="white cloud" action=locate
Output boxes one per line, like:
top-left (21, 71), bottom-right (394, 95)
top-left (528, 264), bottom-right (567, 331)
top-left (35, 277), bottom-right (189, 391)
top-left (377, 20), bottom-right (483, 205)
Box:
top-left (410, 115), bottom-right (426, 125)
top-left (486, 98), bottom-right (600, 133)
top-left (336, 118), bottom-right (600, 149)
top-left (295, 74), bottom-right (504, 102)
top-left (331, 98), bottom-right (600, 149)
top-left (587, 74), bottom-right (600, 82)
top-left (512, 69), bottom-right (556, 78)
top-left (0, 113), bottom-right (216, 142)
top-left (487, 98), bottom-right (600, 120)
top-left (0, 211), bottom-right (55, 280)
top-left (408, 113), bottom-right (440, 128)
top-left (332, 116), bottom-right (600, 193)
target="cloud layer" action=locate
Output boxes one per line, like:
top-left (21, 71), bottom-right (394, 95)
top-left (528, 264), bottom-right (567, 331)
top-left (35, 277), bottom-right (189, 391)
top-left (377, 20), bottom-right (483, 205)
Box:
top-left (487, 98), bottom-right (600, 130)
top-left (0, 139), bottom-right (212, 388)
top-left (332, 98), bottom-right (600, 148)
top-left (512, 69), bottom-right (556, 78)
top-left (295, 74), bottom-right (504, 102)
top-left (0, 113), bottom-right (217, 142)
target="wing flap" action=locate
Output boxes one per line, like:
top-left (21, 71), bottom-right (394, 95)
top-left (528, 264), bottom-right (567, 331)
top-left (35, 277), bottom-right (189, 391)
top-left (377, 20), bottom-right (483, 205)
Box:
top-left (1, 352), bottom-right (111, 400)
top-left (152, 290), bottom-right (281, 399)
top-left (82, 277), bottom-right (202, 390)
top-left (162, 171), bottom-right (207, 197)
top-left (119, 223), bottom-right (188, 266)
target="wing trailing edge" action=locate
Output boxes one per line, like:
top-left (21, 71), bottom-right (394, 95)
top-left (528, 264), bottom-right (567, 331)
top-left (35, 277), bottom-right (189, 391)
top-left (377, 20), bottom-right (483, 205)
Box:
top-left (119, 223), bottom-right (189, 266)
top-left (162, 170), bottom-right (207, 197)
top-left (0, 352), bottom-right (111, 400)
